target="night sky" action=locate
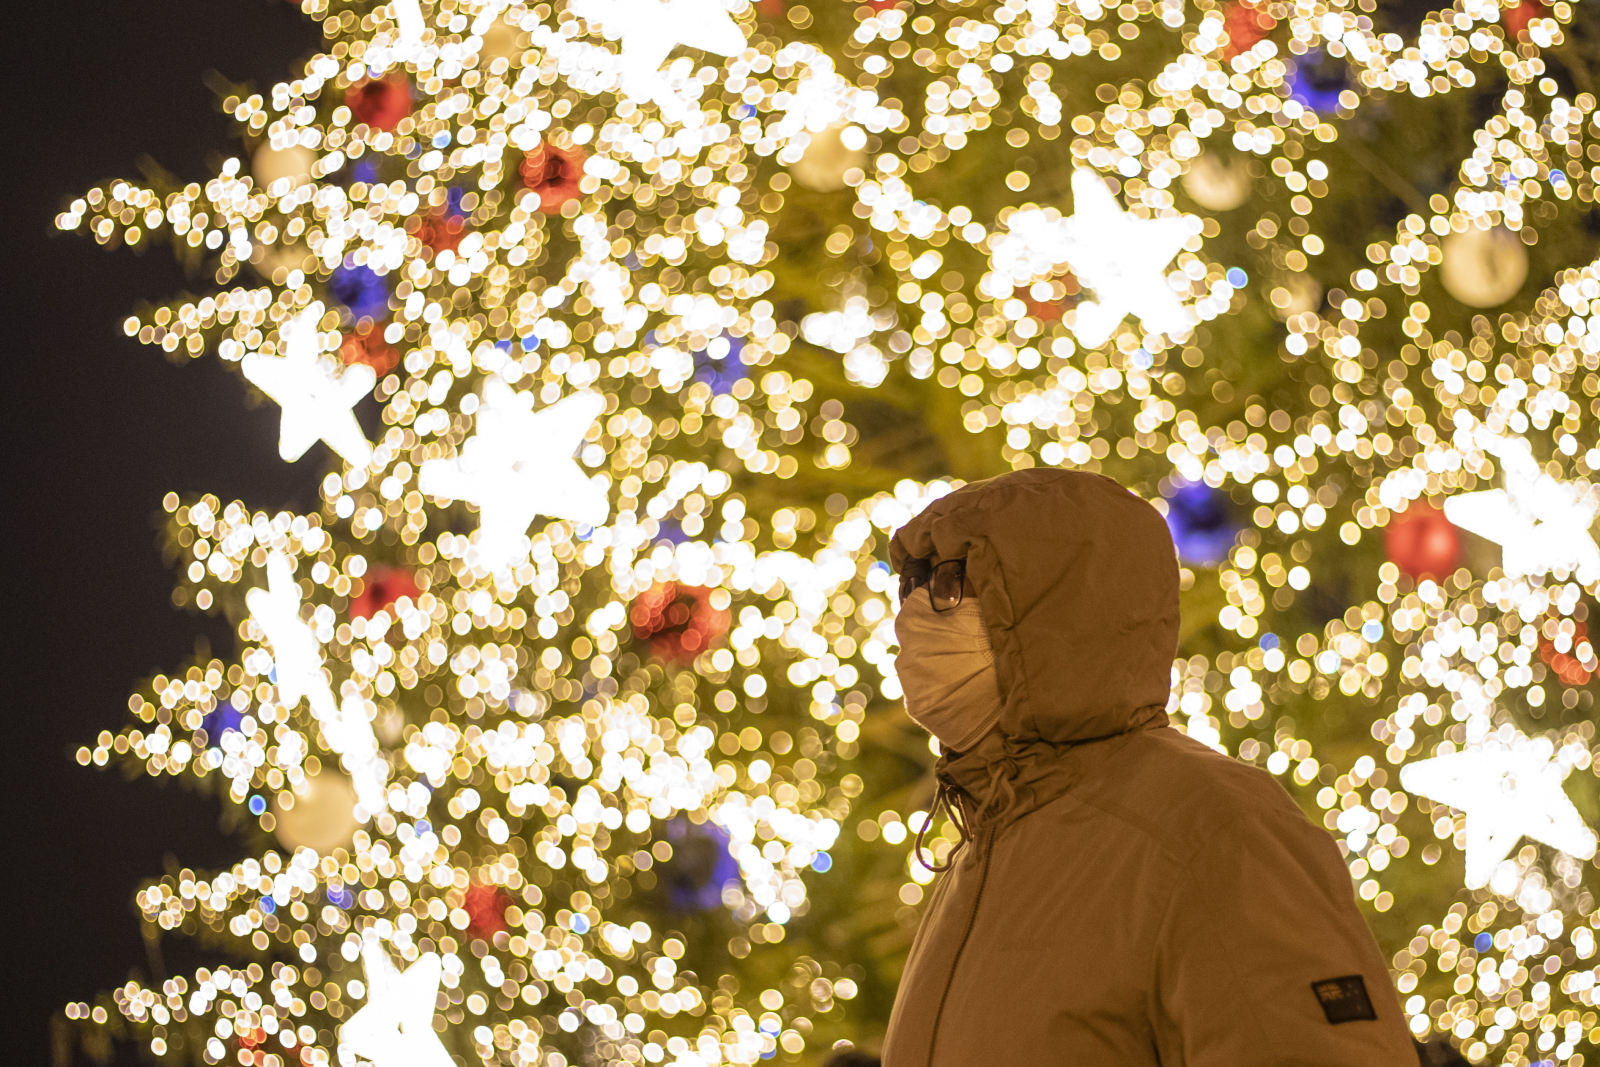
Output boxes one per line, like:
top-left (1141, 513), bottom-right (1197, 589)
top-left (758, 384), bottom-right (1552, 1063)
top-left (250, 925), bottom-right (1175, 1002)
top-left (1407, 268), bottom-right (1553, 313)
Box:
top-left (4, 3), bottom-right (336, 1060)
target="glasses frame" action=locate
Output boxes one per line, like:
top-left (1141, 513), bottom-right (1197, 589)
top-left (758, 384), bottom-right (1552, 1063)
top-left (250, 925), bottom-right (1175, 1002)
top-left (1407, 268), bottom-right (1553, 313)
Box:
top-left (899, 557), bottom-right (967, 613)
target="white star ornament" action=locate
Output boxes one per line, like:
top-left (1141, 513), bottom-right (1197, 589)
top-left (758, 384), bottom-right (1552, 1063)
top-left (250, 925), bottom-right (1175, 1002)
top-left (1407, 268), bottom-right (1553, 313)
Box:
top-left (419, 384), bottom-right (608, 569)
top-left (572, 0), bottom-right (746, 95)
top-left (247, 554), bottom-right (387, 815)
top-left (393, 0), bottom-right (427, 57)
top-left (242, 308), bottom-right (375, 468)
top-left (341, 944), bottom-right (453, 1067)
top-left (1060, 168), bottom-right (1194, 349)
top-left (1400, 739), bottom-right (1597, 890)
top-left (246, 553), bottom-right (337, 717)
top-left (1443, 437), bottom-right (1600, 582)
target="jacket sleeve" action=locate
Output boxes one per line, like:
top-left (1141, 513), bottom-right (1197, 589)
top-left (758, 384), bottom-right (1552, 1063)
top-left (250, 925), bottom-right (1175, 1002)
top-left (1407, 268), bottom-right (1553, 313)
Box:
top-left (1151, 803), bottom-right (1418, 1067)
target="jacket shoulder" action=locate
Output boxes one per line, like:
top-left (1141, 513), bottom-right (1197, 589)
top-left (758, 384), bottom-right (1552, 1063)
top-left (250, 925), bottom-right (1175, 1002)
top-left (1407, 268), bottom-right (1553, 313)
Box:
top-left (1070, 726), bottom-right (1320, 862)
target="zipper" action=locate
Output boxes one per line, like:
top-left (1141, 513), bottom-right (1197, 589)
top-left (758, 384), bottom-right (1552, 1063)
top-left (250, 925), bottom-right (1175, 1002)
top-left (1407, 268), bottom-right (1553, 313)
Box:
top-left (925, 822), bottom-right (996, 1065)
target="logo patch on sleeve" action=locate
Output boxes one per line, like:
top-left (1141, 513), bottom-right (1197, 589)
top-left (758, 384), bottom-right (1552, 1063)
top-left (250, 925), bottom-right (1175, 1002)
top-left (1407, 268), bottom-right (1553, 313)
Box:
top-left (1311, 975), bottom-right (1377, 1024)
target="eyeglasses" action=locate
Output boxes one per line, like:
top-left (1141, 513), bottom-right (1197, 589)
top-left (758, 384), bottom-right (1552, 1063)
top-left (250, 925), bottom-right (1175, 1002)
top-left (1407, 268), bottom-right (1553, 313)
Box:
top-left (899, 557), bottom-right (966, 613)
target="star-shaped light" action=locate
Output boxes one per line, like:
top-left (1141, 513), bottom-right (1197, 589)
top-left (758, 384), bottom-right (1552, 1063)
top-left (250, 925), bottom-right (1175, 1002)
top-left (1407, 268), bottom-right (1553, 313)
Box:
top-left (242, 307), bottom-right (375, 468)
top-left (1444, 435), bottom-right (1600, 582)
top-left (341, 943), bottom-right (453, 1067)
top-left (571, 0), bottom-right (746, 98)
top-left (393, 0), bottom-right (426, 56)
top-left (247, 554), bottom-right (387, 816)
top-left (1400, 733), bottom-right (1596, 889)
top-left (1060, 168), bottom-right (1195, 348)
top-left (246, 553), bottom-right (338, 717)
top-left (419, 383), bottom-right (608, 569)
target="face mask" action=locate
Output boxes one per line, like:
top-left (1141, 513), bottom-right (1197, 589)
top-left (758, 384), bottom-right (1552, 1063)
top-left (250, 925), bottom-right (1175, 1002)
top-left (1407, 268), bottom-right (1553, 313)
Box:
top-left (894, 588), bottom-right (1002, 752)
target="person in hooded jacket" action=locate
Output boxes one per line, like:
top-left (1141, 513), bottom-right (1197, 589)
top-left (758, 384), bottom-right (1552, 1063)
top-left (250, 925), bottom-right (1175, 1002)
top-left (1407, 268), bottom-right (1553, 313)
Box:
top-left (881, 469), bottom-right (1418, 1067)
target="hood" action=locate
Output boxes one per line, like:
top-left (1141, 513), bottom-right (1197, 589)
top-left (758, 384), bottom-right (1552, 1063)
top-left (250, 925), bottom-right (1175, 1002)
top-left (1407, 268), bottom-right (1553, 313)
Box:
top-left (890, 469), bottom-right (1179, 746)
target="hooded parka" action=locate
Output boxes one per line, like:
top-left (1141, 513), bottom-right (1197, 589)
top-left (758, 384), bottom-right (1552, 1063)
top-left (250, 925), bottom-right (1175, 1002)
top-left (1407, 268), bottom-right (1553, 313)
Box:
top-left (882, 469), bottom-right (1415, 1067)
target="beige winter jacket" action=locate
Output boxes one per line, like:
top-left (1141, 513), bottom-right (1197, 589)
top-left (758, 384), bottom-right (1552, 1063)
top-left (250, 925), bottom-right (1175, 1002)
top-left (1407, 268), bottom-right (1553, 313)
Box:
top-left (882, 469), bottom-right (1416, 1067)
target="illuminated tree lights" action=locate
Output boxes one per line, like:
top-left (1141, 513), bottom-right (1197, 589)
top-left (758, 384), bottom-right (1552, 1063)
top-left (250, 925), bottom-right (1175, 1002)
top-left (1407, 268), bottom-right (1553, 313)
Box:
top-left (54, 0), bottom-right (1600, 1063)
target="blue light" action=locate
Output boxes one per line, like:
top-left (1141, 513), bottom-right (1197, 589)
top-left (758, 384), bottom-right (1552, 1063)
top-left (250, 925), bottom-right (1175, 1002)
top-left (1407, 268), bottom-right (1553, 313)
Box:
top-left (260, 897), bottom-right (276, 914)
top-left (734, 103), bottom-right (756, 119)
top-left (330, 264), bottom-right (391, 320)
top-left (1226, 267), bottom-right (1248, 287)
top-left (811, 851), bottom-right (833, 873)
top-left (520, 335), bottom-right (540, 352)
top-left (570, 914), bottom-right (591, 934)
top-left (1361, 620), bottom-right (1384, 642)
top-left (1259, 632), bottom-right (1280, 651)
top-left (1131, 348), bottom-right (1153, 371)
top-left (433, 131), bottom-right (452, 148)
top-left (1475, 932), bottom-right (1492, 952)
top-left (1163, 481), bottom-right (1240, 566)
top-left (248, 795), bottom-right (267, 816)
top-left (415, 819), bottom-right (431, 835)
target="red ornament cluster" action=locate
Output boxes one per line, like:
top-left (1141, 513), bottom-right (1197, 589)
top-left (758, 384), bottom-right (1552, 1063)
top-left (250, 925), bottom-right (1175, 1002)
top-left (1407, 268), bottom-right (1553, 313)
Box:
top-left (340, 320), bottom-right (400, 376)
top-left (1540, 619), bottom-right (1596, 687)
top-left (350, 565), bottom-right (421, 620)
top-left (463, 883), bottom-right (514, 939)
top-left (1384, 501), bottom-right (1462, 581)
top-left (520, 144), bottom-right (586, 215)
top-left (630, 582), bottom-right (731, 665)
top-left (1222, 0), bottom-right (1277, 59)
top-left (413, 207), bottom-right (467, 255)
top-left (346, 73), bottom-right (412, 131)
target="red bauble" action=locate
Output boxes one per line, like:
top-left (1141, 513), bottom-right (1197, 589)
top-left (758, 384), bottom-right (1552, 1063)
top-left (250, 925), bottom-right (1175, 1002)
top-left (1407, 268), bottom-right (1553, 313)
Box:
top-left (351, 565), bottom-right (421, 620)
top-left (413, 208), bottom-right (466, 255)
top-left (520, 144), bottom-right (586, 215)
top-left (464, 884), bottom-right (513, 938)
top-left (340, 320), bottom-right (400, 376)
top-left (756, 0), bottom-right (785, 14)
top-left (1025, 297), bottom-right (1065, 322)
top-left (630, 582), bottom-right (731, 665)
top-left (1222, 0), bottom-right (1276, 59)
top-left (1384, 501), bottom-right (1461, 581)
top-left (347, 73), bottom-right (412, 132)
top-left (1503, 0), bottom-right (1547, 38)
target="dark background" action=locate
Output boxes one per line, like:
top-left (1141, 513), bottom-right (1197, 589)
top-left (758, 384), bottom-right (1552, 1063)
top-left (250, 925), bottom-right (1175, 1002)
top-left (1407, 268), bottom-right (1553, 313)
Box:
top-left (3, 2), bottom-right (323, 1060)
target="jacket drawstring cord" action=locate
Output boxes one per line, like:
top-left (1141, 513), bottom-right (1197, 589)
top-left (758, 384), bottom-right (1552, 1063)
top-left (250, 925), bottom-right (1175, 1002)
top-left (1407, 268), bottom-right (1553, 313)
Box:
top-left (914, 740), bottom-right (1027, 872)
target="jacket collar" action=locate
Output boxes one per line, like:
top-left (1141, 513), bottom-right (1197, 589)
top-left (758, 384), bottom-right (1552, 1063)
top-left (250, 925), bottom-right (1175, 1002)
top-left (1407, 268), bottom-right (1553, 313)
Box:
top-left (935, 708), bottom-right (1171, 833)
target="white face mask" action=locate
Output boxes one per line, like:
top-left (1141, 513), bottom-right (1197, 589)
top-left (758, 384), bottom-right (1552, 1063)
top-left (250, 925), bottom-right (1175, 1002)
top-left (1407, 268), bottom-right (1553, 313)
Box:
top-left (894, 588), bottom-right (1002, 753)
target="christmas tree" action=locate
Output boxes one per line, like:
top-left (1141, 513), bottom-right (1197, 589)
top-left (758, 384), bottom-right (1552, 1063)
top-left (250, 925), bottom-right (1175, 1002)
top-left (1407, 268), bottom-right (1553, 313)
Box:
top-left (55, 0), bottom-right (1600, 1062)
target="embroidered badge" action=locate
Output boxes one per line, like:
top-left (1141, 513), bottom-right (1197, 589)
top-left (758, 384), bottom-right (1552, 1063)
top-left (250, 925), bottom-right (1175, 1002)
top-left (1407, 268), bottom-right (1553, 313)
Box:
top-left (1311, 975), bottom-right (1377, 1024)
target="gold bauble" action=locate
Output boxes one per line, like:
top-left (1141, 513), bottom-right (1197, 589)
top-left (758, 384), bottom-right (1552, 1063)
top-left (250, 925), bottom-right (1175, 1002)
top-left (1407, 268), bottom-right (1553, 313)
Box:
top-left (253, 142), bottom-right (316, 192)
top-left (789, 125), bottom-right (867, 193)
top-left (1181, 152), bottom-right (1253, 212)
top-left (273, 770), bottom-right (360, 855)
top-left (1268, 273), bottom-right (1322, 321)
top-left (1440, 226), bottom-right (1528, 308)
